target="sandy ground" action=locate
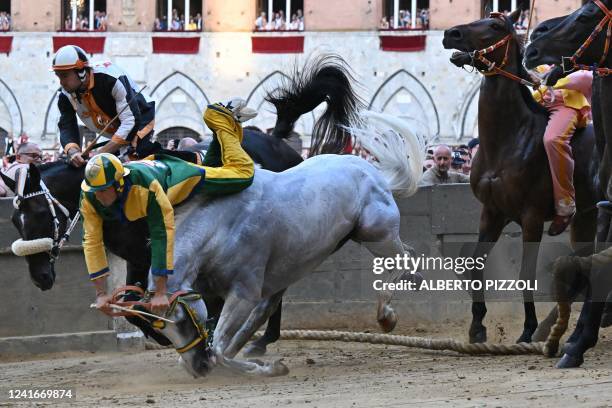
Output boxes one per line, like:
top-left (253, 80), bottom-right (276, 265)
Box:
top-left (1, 321), bottom-right (612, 408)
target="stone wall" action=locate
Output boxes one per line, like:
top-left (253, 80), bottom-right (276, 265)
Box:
top-left (0, 184), bottom-right (574, 353)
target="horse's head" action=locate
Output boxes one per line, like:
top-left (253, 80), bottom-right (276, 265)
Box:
top-left (443, 9), bottom-right (523, 71)
top-left (525, 1), bottom-right (612, 73)
top-left (148, 293), bottom-right (214, 378)
top-left (2, 164), bottom-right (72, 291)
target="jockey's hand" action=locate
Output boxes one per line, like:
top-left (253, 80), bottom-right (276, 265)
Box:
top-left (150, 292), bottom-right (170, 314)
top-left (68, 148), bottom-right (86, 167)
top-left (95, 294), bottom-right (114, 316)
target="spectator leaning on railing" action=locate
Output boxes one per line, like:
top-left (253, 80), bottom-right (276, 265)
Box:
top-left (255, 9), bottom-right (304, 31)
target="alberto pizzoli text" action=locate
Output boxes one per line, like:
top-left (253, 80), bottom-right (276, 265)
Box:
top-left (373, 279), bottom-right (538, 292)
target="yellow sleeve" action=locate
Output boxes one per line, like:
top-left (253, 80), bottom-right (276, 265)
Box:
top-left (147, 180), bottom-right (175, 276)
top-left (80, 195), bottom-right (109, 280)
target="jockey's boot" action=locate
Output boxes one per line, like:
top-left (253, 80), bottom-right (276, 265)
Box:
top-left (548, 213), bottom-right (574, 236)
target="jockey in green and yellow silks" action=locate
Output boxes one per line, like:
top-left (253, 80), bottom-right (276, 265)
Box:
top-left (80, 100), bottom-right (256, 314)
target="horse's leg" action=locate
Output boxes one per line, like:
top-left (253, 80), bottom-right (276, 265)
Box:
top-left (533, 208), bottom-right (598, 342)
top-left (558, 232), bottom-right (612, 367)
top-left (363, 237), bottom-right (415, 333)
top-left (469, 208), bottom-right (507, 343)
top-left (212, 290), bottom-right (289, 376)
top-left (242, 299), bottom-right (283, 357)
top-left (516, 214), bottom-right (544, 343)
top-left (564, 211), bottom-right (612, 348)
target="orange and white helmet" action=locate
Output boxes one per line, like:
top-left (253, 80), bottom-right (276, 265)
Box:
top-left (51, 45), bottom-right (90, 72)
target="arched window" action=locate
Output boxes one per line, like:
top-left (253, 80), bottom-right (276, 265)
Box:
top-left (61, 0), bottom-right (107, 31)
top-left (382, 0), bottom-right (429, 30)
top-left (255, 0), bottom-right (305, 31)
top-left (155, 127), bottom-right (200, 149)
top-left (155, 0), bottom-right (203, 31)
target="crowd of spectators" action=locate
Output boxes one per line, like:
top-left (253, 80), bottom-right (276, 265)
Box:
top-left (380, 8), bottom-right (429, 30)
top-left (64, 10), bottom-right (107, 31)
top-left (419, 138), bottom-right (478, 186)
top-left (254, 9), bottom-right (304, 31)
top-left (0, 12), bottom-right (10, 31)
top-left (154, 9), bottom-right (202, 31)
top-left (0, 133), bottom-right (58, 197)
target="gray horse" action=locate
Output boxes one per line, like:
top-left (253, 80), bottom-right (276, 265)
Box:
top-left (151, 112), bottom-right (426, 377)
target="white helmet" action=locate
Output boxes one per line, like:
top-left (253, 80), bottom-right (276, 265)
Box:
top-left (51, 45), bottom-right (90, 72)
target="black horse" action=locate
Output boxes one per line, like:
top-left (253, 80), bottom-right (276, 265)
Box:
top-left (443, 9), bottom-right (601, 344)
top-left (524, 0), bottom-right (612, 368)
top-left (4, 55), bottom-right (364, 355)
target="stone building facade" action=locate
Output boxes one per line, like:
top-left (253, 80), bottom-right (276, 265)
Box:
top-left (0, 0), bottom-right (581, 152)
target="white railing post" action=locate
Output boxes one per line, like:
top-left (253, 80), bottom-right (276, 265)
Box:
top-left (268, 0), bottom-right (273, 27)
top-left (393, 0), bottom-right (399, 29)
top-left (286, 0), bottom-right (291, 27)
top-left (493, 0), bottom-right (499, 12)
top-left (89, 0), bottom-right (94, 30)
top-left (411, 0), bottom-right (417, 28)
top-left (71, 0), bottom-right (77, 31)
top-left (167, 0), bottom-right (172, 31)
top-left (185, 0), bottom-right (190, 29)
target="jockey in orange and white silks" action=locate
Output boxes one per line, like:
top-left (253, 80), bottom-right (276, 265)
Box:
top-left (532, 65), bottom-right (593, 236)
top-left (52, 45), bottom-right (158, 167)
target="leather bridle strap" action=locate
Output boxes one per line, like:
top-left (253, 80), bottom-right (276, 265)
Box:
top-left (562, 0), bottom-right (612, 76)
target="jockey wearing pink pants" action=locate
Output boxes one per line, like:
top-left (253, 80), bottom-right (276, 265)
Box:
top-left (533, 67), bottom-right (593, 236)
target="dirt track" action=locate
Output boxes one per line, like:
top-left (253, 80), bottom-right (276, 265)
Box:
top-left (1, 322), bottom-right (612, 407)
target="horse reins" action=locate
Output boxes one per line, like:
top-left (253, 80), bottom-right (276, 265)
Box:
top-left (562, 0), bottom-right (612, 76)
top-left (468, 13), bottom-right (539, 88)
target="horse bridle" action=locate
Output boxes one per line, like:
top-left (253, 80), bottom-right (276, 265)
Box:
top-left (468, 13), bottom-right (539, 87)
top-left (13, 169), bottom-right (80, 264)
top-left (111, 286), bottom-right (211, 354)
top-left (561, 0), bottom-right (612, 76)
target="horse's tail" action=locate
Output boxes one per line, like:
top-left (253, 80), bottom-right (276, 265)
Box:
top-left (345, 111), bottom-right (428, 196)
top-left (266, 54), bottom-right (365, 154)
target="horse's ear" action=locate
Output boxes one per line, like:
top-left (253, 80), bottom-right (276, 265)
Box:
top-left (27, 163), bottom-right (41, 192)
top-left (484, 3), bottom-right (492, 17)
top-left (508, 8), bottom-right (522, 24)
top-left (0, 171), bottom-right (16, 192)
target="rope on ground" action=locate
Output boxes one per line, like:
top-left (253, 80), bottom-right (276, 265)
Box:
top-left (276, 330), bottom-right (545, 355)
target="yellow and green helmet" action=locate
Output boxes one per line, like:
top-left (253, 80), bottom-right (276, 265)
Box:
top-left (81, 153), bottom-right (130, 192)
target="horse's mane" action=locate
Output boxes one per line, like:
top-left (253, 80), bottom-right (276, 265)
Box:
top-left (501, 15), bottom-right (550, 118)
top-left (36, 160), bottom-right (68, 173)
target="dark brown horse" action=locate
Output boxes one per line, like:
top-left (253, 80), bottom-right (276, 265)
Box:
top-left (525, 0), bottom-right (612, 368)
top-left (443, 10), bottom-right (601, 344)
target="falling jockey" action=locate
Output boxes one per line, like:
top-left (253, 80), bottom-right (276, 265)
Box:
top-left (80, 100), bottom-right (256, 316)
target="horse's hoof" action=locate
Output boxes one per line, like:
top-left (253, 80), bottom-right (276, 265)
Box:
top-left (243, 342), bottom-right (267, 357)
top-left (600, 312), bottom-right (612, 328)
top-left (469, 324), bottom-right (486, 343)
top-left (377, 308), bottom-right (397, 333)
top-left (555, 353), bottom-right (584, 368)
top-left (267, 359), bottom-right (290, 376)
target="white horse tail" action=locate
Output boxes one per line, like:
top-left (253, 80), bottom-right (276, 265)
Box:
top-left (345, 111), bottom-right (428, 196)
